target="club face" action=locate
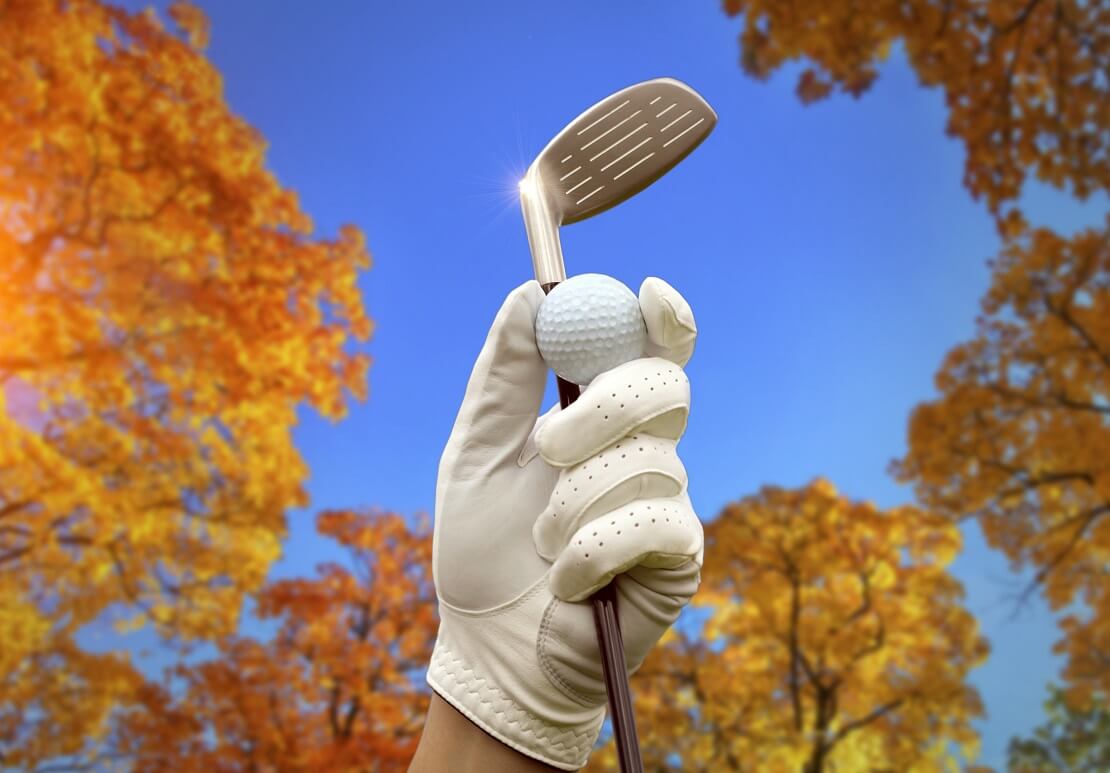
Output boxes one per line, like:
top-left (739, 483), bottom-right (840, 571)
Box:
top-left (530, 78), bottom-right (717, 225)
top-left (520, 77), bottom-right (716, 285)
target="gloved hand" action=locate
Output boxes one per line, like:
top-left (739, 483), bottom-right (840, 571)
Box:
top-left (427, 277), bottom-right (703, 770)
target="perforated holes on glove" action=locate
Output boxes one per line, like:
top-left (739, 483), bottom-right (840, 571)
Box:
top-left (534, 435), bottom-right (687, 561)
top-left (536, 357), bottom-right (690, 468)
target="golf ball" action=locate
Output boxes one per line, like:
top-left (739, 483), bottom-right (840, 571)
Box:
top-left (535, 273), bottom-right (646, 385)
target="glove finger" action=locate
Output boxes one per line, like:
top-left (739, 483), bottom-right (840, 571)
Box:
top-left (538, 559), bottom-right (702, 705)
top-left (615, 561), bottom-right (702, 671)
top-left (439, 281), bottom-right (547, 482)
top-left (536, 357), bottom-right (689, 468)
top-left (549, 493), bottom-right (703, 602)
top-left (640, 277), bottom-right (697, 367)
top-left (533, 435), bottom-right (686, 561)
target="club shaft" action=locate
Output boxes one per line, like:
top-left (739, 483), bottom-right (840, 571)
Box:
top-left (549, 290), bottom-right (644, 773)
top-left (522, 77), bottom-right (713, 773)
top-left (591, 572), bottom-right (643, 773)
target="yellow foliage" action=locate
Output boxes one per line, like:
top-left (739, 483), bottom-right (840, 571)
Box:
top-left (0, 580), bottom-right (49, 678)
top-left (896, 219), bottom-right (1109, 702)
top-left (0, 0), bottom-right (371, 765)
top-left (588, 480), bottom-right (990, 771)
top-left (721, 0), bottom-right (1107, 218)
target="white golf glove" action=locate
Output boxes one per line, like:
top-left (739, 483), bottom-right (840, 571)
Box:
top-left (427, 277), bottom-right (703, 770)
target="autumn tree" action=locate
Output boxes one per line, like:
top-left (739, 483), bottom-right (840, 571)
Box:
top-left (718, 0), bottom-right (1108, 732)
top-left (109, 510), bottom-right (436, 772)
top-left (588, 480), bottom-right (991, 772)
top-left (895, 219), bottom-right (1108, 706)
top-left (720, 0), bottom-right (1108, 219)
top-left (0, 0), bottom-right (371, 765)
top-left (1007, 684), bottom-right (1110, 772)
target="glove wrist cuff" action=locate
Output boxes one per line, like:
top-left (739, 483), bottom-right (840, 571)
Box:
top-left (427, 585), bottom-right (605, 770)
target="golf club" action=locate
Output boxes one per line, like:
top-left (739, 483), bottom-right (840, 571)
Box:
top-left (519, 76), bottom-right (716, 773)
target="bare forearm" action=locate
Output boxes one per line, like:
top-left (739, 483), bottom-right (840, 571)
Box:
top-left (409, 693), bottom-right (569, 773)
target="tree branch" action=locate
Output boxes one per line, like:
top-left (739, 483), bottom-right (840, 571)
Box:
top-left (829, 697), bottom-right (905, 747)
top-left (1022, 502), bottom-right (1110, 602)
top-left (1044, 296), bottom-right (1110, 370)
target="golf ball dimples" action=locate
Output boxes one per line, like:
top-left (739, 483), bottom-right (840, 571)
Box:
top-left (535, 273), bottom-right (646, 386)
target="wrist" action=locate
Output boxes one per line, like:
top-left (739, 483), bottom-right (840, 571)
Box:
top-left (410, 693), bottom-right (567, 773)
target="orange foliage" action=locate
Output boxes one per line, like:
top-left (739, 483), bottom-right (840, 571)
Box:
top-left (0, 631), bottom-right (145, 770)
top-left (724, 0), bottom-right (1108, 735)
top-left (721, 0), bottom-right (1108, 216)
top-left (0, 0), bottom-right (370, 764)
top-left (111, 511), bottom-right (436, 772)
top-left (588, 480), bottom-right (990, 772)
top-left (896, 218), bottom-right (1108, 707)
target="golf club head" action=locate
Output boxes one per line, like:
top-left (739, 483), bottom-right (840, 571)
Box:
top-left (520, 77), bottom-right (717, 286)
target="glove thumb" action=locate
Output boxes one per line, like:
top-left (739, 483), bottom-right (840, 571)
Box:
top-left (440, 281), bottom-right (548, 481)
top-left (640, 277), bottom-right (697, 367)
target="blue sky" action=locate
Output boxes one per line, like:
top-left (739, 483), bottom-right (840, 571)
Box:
top-left (111, 0), bottom-right (1107, 766)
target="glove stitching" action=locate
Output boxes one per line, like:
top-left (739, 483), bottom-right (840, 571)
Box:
top-left (658, 294), bottom-right (697, 342)
top-left (427, 638), bottom-right (601, 769)
top-left (437, 573), bottom-right (548, 618)
top-left (536, 596), bottom-right (603, 707)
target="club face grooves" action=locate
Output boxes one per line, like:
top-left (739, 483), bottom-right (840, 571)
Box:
top-left (534, 78), bottom-right (717, 225)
